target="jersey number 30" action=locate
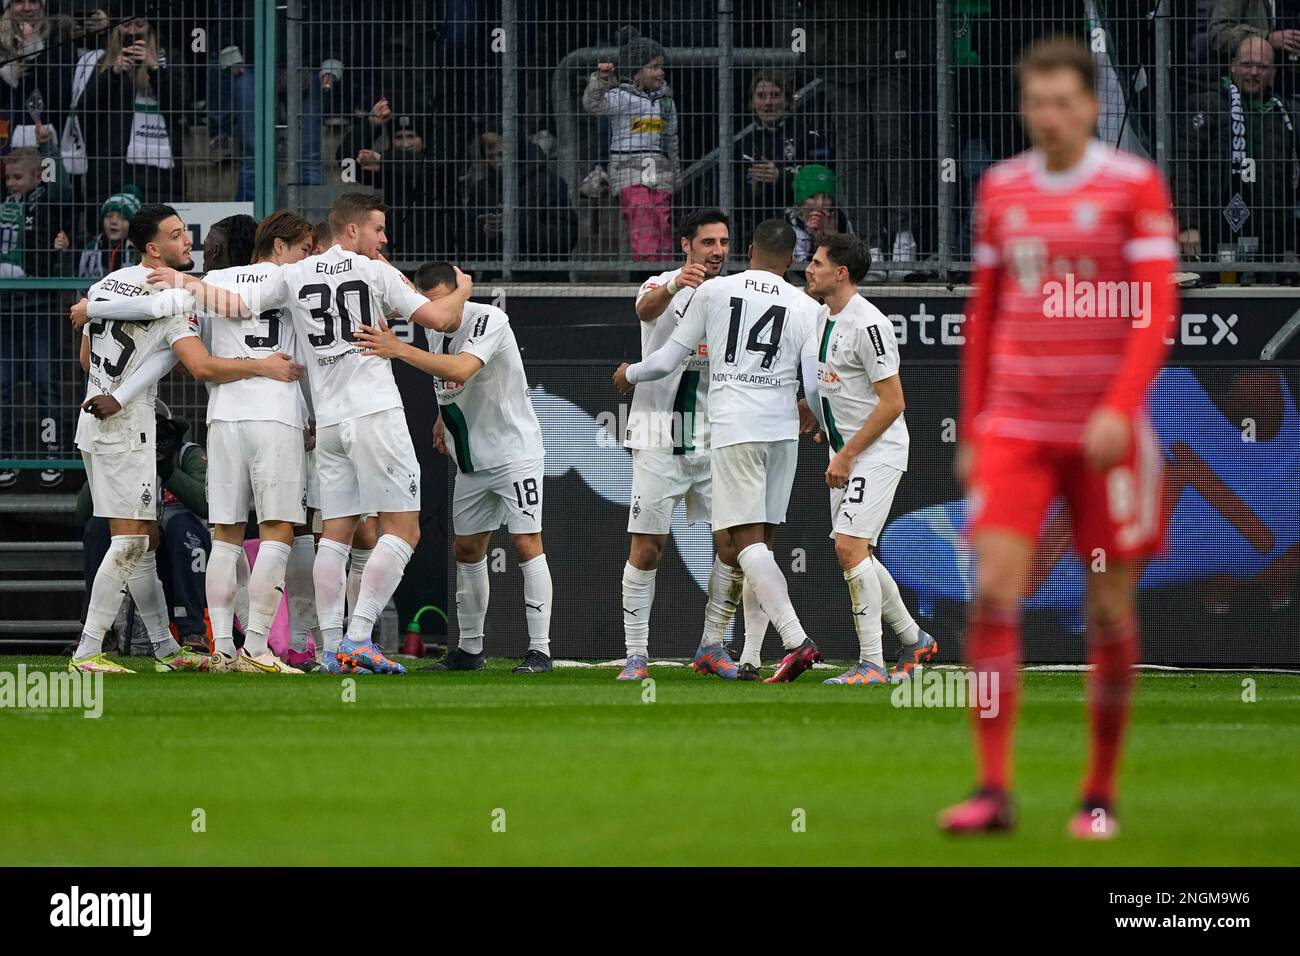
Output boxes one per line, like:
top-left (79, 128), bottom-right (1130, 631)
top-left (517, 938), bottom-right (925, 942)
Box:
top-left (300, 280), bottom-right (373, 348)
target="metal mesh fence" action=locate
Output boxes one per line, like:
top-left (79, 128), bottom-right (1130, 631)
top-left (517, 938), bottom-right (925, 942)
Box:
top-left (5, 0), bottom-right (1300, 469)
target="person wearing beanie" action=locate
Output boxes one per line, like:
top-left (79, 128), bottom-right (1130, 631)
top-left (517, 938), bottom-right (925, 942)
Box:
top-left (784, 163), bottom-right (854, 263)
top-left (582, 26), bottom-right (679, 262)
top-left (78, 183), bottom-right (141, 278)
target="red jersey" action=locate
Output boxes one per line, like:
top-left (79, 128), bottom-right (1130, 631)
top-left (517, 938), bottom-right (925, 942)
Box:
top-left (961, 140), bottom-right (1179, 445)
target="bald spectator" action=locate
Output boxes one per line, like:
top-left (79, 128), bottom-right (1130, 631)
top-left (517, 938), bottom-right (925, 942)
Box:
top-left (1176, 35), bottom-right (1300, 266)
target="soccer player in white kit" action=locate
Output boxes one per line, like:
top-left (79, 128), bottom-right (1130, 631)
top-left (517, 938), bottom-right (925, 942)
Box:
top-left (96, 211), bottom-right (321, 674)
top-left (68, 204), bottom-right (303, 674)
top-left (150, 194), bottom-right (471, 674)
top-left (617, 209), bottom-right (762, 681)
top-left (616, 218), bottom-right (827, 684)
top-left (355, 261), bottom-right (555, 674)
top-left (801, 235), bottom-right (937, 685)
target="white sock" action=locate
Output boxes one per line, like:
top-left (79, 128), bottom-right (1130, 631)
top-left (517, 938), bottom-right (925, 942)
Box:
top-left (314, 538), bottom-right (350, 655)
top-left (736, 542), bottom-right (808, 650)
top-left (346, 547), bottom-right (372, 621)
top-left (520, 553), bottom-right (552, 655)
top-left (845, 555), bottom-right (885, 668)
top-left (739, 574), bottom-right (769, 667)
top-left (126, 550), bottom-right (180, 658)
top-left (456, 557), bottom-right (489, 656)
top-left (286, 534), bottom-right (318, 654)
top-left (345, 534), bottom-right (412, 644)
top-left (77, 534), bottom-right (148, 658)
top-left (243, 540), bottom-right (291, 658)
top-left (621, 562), bottom-right (655, 659)
top-left (875, 557), bottom-right (920, 645)
top-left (234, 545), bottom-right (251, 637)
top-left (206, 540), bottom-right (243, 658)
top-left (701, 557), bottom-right (742, 649)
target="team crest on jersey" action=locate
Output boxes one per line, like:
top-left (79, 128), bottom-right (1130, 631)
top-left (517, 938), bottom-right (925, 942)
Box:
top-left (1074, 201), bottom-right (1099, 230)
top-left (632, 497), bottom-right (642, 519)
top-left (409, 479), bottom-right (418, 498)
top-left (140, 486), bottom-right (152, 508)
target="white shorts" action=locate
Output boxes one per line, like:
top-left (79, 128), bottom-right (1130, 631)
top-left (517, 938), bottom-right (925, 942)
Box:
top-left (627, 448), bottom-right (711, 535)
top-left (829, 460), bottom-right (904, 543)
top-left (709, 439), bottom-right (798, 531)
top-left (305, 448), bottom-right (320, 510)
top-left (453, 457), bottom-right (544, 536)
top-left (82, 448), bottom-right (157, 521)
top-left (316, 407), bottom-right (421, 520)
top-left (207, 419), bottom-right (307, 526)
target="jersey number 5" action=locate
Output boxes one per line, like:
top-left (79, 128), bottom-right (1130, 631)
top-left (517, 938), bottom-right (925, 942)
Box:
top-left (725, 297), bottom-right (786, 370)
top-left (301, 280), bottom-right (373, 348)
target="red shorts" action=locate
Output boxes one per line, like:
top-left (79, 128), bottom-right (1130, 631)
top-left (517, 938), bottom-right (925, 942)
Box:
top-left (968, 419), bottom-right (1167, 562)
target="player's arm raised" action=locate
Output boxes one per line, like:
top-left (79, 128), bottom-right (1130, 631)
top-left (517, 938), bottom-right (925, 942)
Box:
top-left (354, 319), bottom-right (484, 384)
top-left (409, 267), bottom-right (474, 331)
top-left (71, 288), bottom-right (195, 330)
top-left (634, 264), bottom-right (705, 322)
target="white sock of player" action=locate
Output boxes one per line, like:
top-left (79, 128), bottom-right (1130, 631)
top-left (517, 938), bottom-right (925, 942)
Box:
top-left (345, 534), bottom-right (413, 644)
top-left (874, 558), bottom-right (920, 645)
top-left (314, 538), bottom-right (350, 656)
top-left (346, 547), bottom-right (372, 621)
top-left (700, 557), bottom-right (742, 649)
top-left (621, 562), bottom-right (655, 659)
top-left (455, 557), bottom-right (489, 656)
top-left (739, 574), bottom-right (769, 667)
top-left (286, 534), bottom-right (318, 655)
top-left (243, 540), bottom-right (291, 658)
top-left (845, 555), bottom-right (885, 668)
top-left (520, 554), bottom-right (552, 655)
top-left (76, 534), bottom-right (148, 659)
top-left (736, 542), bottom-right (809, 651)
top-left (234, 545), bottom-right (251, 637)
top-left (206, 540), bottom-right (243, 658)
top-left (126, 550), bottom-right (181, 659)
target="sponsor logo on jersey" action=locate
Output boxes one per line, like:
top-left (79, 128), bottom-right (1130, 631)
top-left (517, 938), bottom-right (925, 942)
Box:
top-left (630, 117), bottom-right (667, 134)
top-left (867, 325), bottom-right (887, 357)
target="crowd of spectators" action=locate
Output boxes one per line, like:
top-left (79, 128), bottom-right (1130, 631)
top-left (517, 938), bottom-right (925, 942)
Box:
top-left (6, 2), bottom-right (1300, 277)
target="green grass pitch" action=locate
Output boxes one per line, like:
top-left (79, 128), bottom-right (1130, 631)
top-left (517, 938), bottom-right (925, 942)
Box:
top-left (2, 658), bottom-right (1297, 866)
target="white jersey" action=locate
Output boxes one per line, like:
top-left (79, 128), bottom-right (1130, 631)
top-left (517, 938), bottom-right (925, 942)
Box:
top-left (201, 262), bottom-right (305, 429)
top-left (75, 265), bottom-right (199, 453)
top-left (816, 295), bottom-right (909, 471)
top-left (427, 303), bottom-right (544, 474)
top-left (625, 268), bottom-right (710, 453)
top-left (669, 269), bottom-right (819, 448)
top-left (244, 245), bottom-right (429, 427)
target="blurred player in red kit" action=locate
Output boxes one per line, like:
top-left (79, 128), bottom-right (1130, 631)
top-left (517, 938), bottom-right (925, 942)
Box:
top-left (941, 38), bottom-right (1178, 839)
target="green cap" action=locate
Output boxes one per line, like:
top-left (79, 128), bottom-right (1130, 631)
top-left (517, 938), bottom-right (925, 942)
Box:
top-left (793, 164), bottom-right (836, 205)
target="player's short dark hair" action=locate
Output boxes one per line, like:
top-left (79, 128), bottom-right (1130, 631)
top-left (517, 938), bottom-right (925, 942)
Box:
top-left (127, 203), bottom-right (181, 253)
top-left (212, 214), bottom-right (257, 268)
top-left (679, 208), bottom-right (730, 243)
top-left (312, 219), bottom-right (332, 248)
top-left (329, 192), bottom-right (387, 233)
top-left (414, 260), bottom-right (458, 292)
top-left (750, 218), bottom-right (796, 259)
top-left (819, 234), bottom-right (871, 284)
top-left (1019, 37), bottom-right (1096, 94)
top-left (252, 210), bottom-right (313, 263)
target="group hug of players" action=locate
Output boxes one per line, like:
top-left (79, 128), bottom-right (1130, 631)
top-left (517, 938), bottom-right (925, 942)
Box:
top-left (65, 35), bottom-right (1177, 837)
